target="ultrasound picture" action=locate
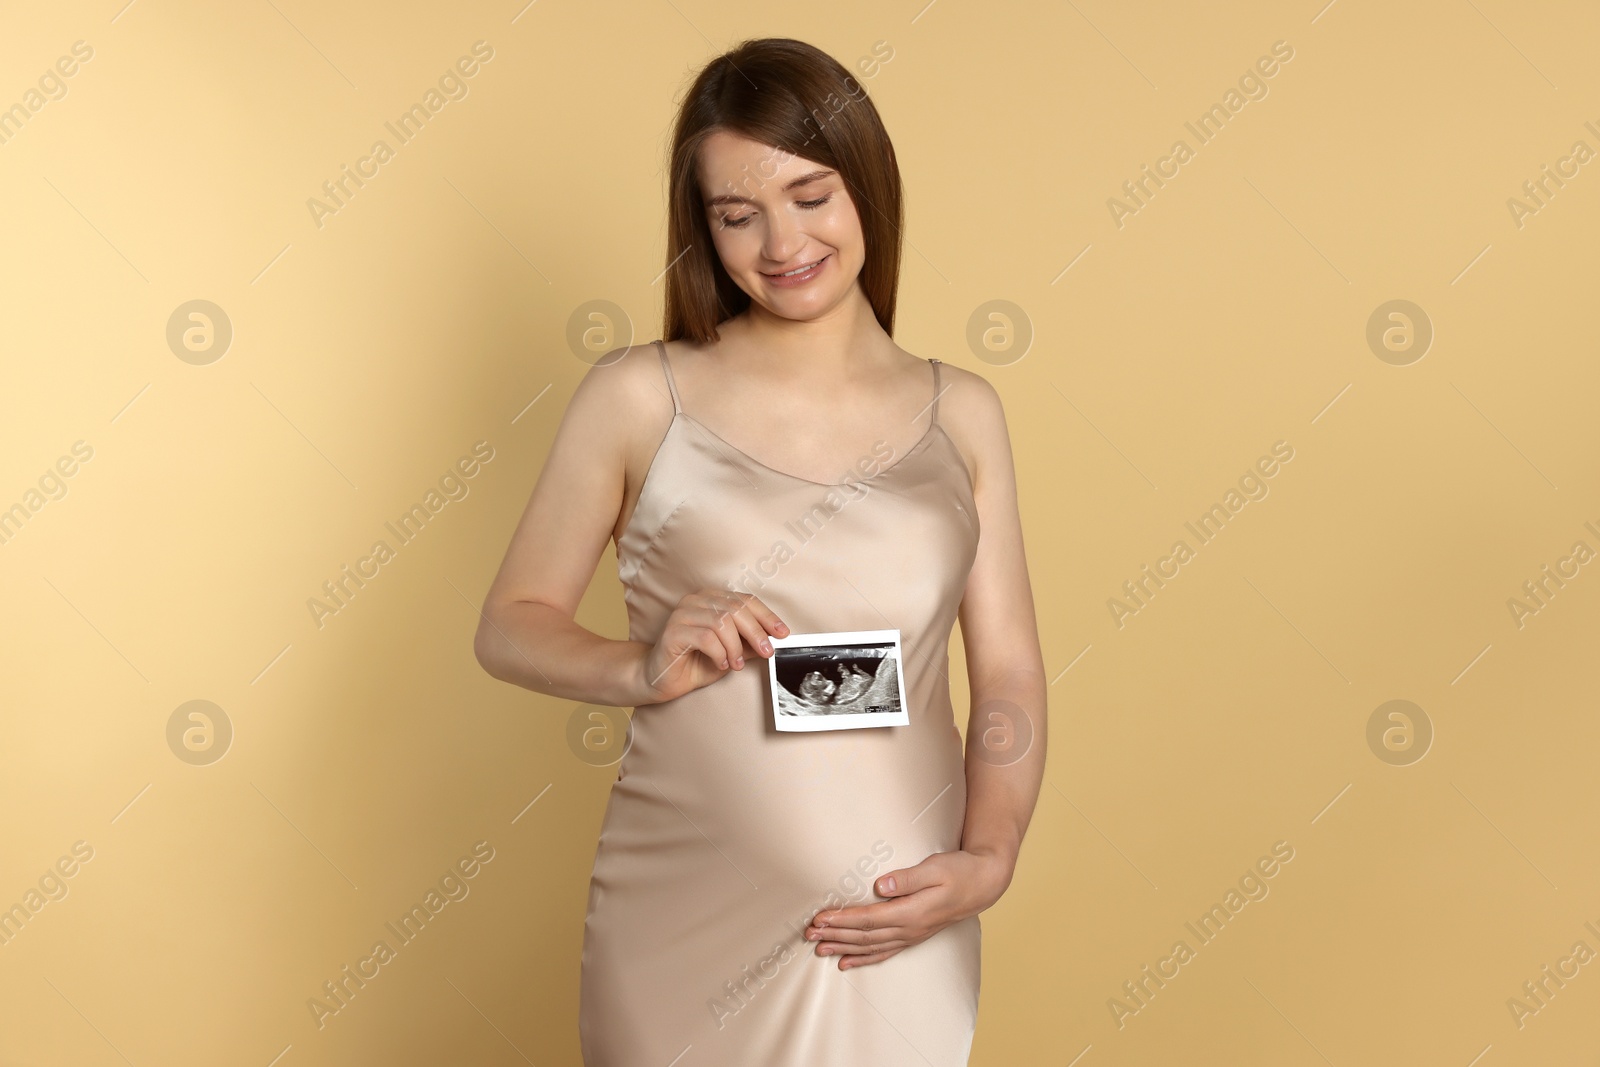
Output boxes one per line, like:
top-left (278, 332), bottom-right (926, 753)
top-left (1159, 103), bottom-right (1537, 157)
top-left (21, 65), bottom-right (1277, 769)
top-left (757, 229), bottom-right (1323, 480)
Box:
top-left (772, 642), bottom-right (903, 717)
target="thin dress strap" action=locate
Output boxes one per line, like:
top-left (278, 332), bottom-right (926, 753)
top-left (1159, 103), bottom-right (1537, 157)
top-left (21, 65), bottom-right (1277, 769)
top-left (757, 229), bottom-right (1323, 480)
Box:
top-left (653, 339), bottom-right (683, 415)
top-left (928, 357), bottom-right (942, 426)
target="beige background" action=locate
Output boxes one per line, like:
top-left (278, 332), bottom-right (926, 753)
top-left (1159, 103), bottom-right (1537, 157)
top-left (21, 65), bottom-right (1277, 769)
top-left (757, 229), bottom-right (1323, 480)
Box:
top-left (2, 1), bottom-right (1597, 1064)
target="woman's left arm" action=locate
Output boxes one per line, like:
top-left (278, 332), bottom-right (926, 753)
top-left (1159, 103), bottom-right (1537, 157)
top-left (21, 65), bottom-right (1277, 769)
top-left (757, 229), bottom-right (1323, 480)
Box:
top-left (807, 371), bottom-right (1047, 969)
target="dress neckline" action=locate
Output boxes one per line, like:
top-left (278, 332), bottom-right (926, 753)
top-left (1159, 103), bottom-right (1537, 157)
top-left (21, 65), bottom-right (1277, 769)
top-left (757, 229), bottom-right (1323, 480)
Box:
top-left (677, 409), bottom-right (945, 489)
top-left (616, 340), bottom-right (971, 549)
top-left (616, 411), bottom-right (969, 550)
top-left (651, 337), bottom-right (950, 490)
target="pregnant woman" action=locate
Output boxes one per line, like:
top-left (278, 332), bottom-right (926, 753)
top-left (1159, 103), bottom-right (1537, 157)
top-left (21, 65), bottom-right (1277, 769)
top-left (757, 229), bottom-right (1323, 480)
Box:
top-left (474, 37), bottom-right (1047, 1067)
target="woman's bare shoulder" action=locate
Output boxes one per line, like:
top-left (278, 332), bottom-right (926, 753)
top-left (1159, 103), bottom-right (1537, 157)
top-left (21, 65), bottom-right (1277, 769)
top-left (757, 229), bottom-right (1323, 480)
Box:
top-left (554, 340), bottom-right (689, 533)
top-left (927, 357), bottom-right (999, 404)
top-left (920, 357), bottom-right (1012, 487)
top-left (563, 340), bottom-right (678, 444)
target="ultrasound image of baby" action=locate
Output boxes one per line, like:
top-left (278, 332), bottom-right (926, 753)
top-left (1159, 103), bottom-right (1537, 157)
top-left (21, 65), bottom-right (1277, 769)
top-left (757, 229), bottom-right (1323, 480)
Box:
top-left (797, 662), bottom-right (875, 705)
top-left (773, 643), bottom-right (902, 718)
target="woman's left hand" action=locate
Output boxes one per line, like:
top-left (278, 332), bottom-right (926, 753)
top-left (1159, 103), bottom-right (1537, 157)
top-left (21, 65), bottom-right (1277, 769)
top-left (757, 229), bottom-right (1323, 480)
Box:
top-left (804, 848), bottom-right (1012, 970)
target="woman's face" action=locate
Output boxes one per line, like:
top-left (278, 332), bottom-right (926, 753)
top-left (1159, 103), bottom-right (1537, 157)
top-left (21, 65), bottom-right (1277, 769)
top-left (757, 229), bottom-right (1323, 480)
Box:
top-left (697, 129), bottom-right (865, 322)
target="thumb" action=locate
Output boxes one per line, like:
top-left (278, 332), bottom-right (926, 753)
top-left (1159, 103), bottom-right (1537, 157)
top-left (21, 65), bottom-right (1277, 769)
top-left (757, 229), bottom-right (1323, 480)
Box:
top-left (875, 864), bottom-right (922, 897)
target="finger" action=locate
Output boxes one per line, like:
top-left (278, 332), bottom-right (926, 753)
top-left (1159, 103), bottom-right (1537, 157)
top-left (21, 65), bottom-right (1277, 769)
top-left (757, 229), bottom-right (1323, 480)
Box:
top-left (814, 899), bottom-right (910, 931)
top-left (839, 947), bottom-right (904, 970)
top-left (683, 603), bottom-right (743, 668)
top-left (647, 632), bottom-right (722, 691)
top-left (816, 936), bottom-right (907, 957)
top-left (691, 598), bottom-right (745, 662)
top-left (674, 624), bottom-right (732, 672)
top-left (808, 923), bottom-right (902, 946)
top-left (873, 865), bottom-right (929, 897)
top-left (724, 600), bottom-right (781, 660)
top-left (739, 593), bottom-right (790, 638)
top-left (699, 602), bottom-right (751, 667)
top-left (700, 592), bottom-right (786, 663)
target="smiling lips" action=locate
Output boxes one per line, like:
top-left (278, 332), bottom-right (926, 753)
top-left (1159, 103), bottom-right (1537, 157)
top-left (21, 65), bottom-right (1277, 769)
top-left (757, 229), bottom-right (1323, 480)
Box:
top-left (762, 254), bottom-right (830, 287)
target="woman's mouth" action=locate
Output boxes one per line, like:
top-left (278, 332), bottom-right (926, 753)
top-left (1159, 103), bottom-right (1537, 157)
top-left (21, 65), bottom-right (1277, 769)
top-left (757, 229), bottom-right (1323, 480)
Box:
top-left (762, 255), bottom-right (830, 287)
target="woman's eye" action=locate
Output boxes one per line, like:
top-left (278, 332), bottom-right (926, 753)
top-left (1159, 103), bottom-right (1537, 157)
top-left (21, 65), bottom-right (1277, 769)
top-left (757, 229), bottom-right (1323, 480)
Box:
top-left (719, 194), bottom-right (830, 230)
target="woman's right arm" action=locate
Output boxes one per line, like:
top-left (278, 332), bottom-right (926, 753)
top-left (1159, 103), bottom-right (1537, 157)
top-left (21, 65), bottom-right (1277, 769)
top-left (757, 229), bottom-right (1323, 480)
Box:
top-left (472, 343), bottom-right (659, 708)
top-left (472, 343), bottom-right (788, 709)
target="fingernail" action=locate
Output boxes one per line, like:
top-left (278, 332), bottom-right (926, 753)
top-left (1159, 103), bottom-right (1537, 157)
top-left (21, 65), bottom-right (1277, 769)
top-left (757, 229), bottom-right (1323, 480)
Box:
top-left (721, 659), bottom-right (729, 669)
top-left (734, 656), bottom-right (743, 668)
top-left (761, 641), bottom-right (772, 654)
top-left (882, 877), bottom-right (896, 892)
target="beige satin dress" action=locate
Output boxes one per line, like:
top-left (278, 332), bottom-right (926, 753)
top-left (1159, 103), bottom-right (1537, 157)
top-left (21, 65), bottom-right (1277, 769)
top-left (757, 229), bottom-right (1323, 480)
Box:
top-left (579, 339), bottom-right (982, 1066)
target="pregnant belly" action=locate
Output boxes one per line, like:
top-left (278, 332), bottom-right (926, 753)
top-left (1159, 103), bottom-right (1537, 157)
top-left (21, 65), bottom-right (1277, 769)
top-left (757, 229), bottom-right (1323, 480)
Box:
top-left (608, 667), bottom-right (968, 902)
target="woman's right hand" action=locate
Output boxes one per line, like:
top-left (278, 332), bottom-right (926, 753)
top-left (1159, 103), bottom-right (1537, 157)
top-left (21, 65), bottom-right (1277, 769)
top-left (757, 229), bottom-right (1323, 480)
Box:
top-left (636, 589), bottom-right (789, 704)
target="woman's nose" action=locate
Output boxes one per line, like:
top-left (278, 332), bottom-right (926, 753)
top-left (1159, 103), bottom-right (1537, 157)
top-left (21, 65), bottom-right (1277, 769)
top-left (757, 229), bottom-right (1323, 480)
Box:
top-left (762, 214), bottom-right (802, 260)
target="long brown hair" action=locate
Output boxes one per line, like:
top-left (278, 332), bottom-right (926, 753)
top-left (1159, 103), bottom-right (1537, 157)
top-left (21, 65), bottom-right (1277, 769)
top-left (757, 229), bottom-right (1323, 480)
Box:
top-left (662, 38), bottom-right (904, 344)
